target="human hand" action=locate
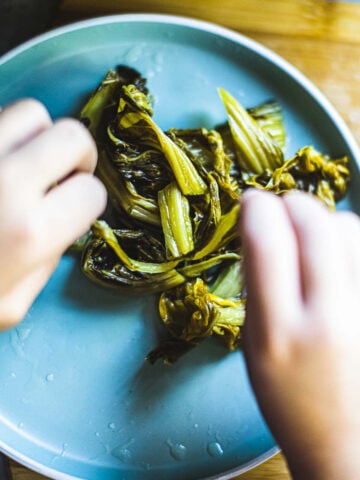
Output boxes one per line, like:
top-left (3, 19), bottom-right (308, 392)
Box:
top-left (240, 189), bottom-right (360, 480)
top-left (0, 99), bottom-right (107, 330)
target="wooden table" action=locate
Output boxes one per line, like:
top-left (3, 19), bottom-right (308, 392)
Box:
top-left (8, 1), bottom-right (360, 479)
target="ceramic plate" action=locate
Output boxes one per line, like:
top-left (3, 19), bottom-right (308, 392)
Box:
top-left (0, 14), bottom-right (359, 480)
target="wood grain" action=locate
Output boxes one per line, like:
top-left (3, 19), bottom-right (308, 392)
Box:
top-left (8, 1), bottom-right (360, 479)
top-left (58, 0), bottom-right (360, 44)
top-left (10, 460), bottom-right (49, 480)
top-left (54, 1), bottom-right (360, 146)
top-left (249, 33), bottom-right (360, 145)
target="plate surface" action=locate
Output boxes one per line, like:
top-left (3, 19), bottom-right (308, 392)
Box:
top-left (0, 14), bottom-right (359, 480)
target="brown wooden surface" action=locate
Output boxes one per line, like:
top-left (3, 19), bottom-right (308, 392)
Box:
top-left (9, 1), bottom-right (360, 479)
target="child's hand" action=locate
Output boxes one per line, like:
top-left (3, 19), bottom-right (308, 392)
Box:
top-left (0, 99), bottom-right (107, 330)
top-left (241, 189), bottom-right (360, 480)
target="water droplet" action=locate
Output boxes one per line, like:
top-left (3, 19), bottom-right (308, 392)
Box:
top-left (112, 446), bottom-right (132, 462)
top-left (95, 431), bottom-right (100, 437)
top-left (10, 372), bottom-right (16, 378)
top-left (207, 441), bottom-right (224, 458)
top-left (166, 440), bottom-right (187, 461)
top-left (112, 439), bottom-right (134, 462)
top-left (60, 443), bottom-right (68, 457)
top-left (108, 422), bottom-right (116, 431)
top-left (50, 443), bottom-right (69, 464)
top-left (46, 373), bottom-right (54, 382)
top-left (18, 422), bottom-right (24, 429)
top-left (193, 423), bottom-right (199, 429)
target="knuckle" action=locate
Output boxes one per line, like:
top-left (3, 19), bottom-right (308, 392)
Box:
top-left (55, 117), bottom-right (83, 133)
top-left (84, 174), bottom-right (107, 203)
top-left (70, 173), bottom-right (107, 223)
top-left (14, 98), bottom-right (51, 124)
top-left (55, 118), bottom-right (85, 144)
top-left (0, 301), bottom-right (27, 330)
top-left (55, 118), bottom-right (97, 171)
top-left (56, 117), bottom-right (95, 146)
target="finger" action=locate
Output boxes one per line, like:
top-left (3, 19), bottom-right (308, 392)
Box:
top-left (2, 118), bottom-right (98, 194)
top-left (0, 256), bottom-right (60, 330)
top-left (0, 99), bottom-right (52, 158)
top-left (31, 172), bottom-right (107, 262)
top-left (283, 191), bottom-right (347, 304)
top-left (335, 210), bottom-right (360, 284)
top-left (240, 190), bottom-right (302, 336)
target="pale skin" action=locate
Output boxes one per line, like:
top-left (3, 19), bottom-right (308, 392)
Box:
top-left (0, 99), bottom-right (107, 329)
top-left (240, 189), bottom-right (360, 480)
top-left (1, 100), bottom-right (360, 479)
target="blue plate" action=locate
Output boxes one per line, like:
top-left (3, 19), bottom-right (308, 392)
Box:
top-left (0, 14), bottom-right (359, 480)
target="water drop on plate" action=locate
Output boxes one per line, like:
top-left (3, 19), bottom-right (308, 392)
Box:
top-left (60, 443), bottom-right (68, 457)
top-left (166, 440), bottom-right (187, 461)
top-left (207, 441), bottom-right (224, 458)
top-left (112, 439), bottom-right (134, 462)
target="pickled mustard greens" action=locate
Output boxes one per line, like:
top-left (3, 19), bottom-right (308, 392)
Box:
top-left (79, 65), bottom-right (350, 364)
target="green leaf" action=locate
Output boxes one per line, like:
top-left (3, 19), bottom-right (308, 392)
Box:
top-left (158, 182), bottom-right (194, 258)
top-left (218, 87), bottom-right (284, 174)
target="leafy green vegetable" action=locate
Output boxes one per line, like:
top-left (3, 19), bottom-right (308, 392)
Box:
top-left (247, 100), bottom-right (286, 150)
top-left (148, 277), bottom-right (246, 364)
top-left (218, 87), bottom-right (284, 174)
top-left (116, 85), bottom-right (207, 196)
top-left (158, 182), bottom-right (194, 258)
top-left (82, 221), bottom-right (185, 294)
top-left (243, 145), bottom-right (350, 210)
top-left (79, 65), bottom-right (350, 363)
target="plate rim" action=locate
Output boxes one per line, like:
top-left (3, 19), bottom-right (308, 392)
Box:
top-left (1, 12), bottom-right (359, 169)
top-left (0, 11), bottom-right (358, 480)
top-left (0, 438), bottom-right (280, 480)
